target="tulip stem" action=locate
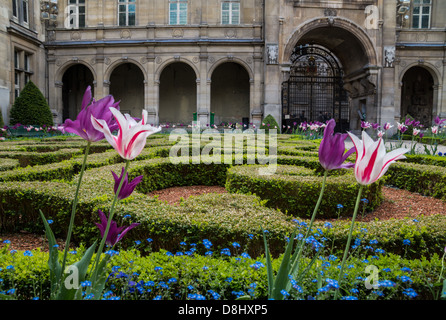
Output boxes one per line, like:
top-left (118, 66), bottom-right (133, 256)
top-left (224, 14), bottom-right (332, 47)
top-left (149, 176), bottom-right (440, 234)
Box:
top-left (90, 160), bottom-right (130, 285)
top-left (300, 170), bottom-right (327, 248)
top-left (290, 170), bottom-right (328, 276)
top-left (335, 184), bottom-right (364, 300)
top-left (60, 141), bottom-right (91, 288)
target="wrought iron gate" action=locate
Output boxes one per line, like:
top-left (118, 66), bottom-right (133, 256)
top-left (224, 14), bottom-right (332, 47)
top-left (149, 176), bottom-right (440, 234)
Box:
top-left (282, 45), bottom-right (349, 132)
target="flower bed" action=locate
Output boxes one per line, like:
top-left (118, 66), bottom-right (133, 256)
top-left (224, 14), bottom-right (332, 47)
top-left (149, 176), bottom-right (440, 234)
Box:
top-left (0, 102), bottom-right (445, 301)
top-left (0, 135), bottom-right (445, 258)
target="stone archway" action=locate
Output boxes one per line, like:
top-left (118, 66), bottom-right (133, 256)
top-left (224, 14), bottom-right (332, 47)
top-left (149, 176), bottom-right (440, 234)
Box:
top-left (109, 62), bottom-right (145, 117)
top-left (158, 62), bottom-right (197, 125)
top-left (211, 62), bottom-right (250, 126)
top-left (282, 17), bottom-right (379, 131)
top-left (400, 66), bottom-right (435, 127)
top-left (62, 64), bottom-right (95, 121)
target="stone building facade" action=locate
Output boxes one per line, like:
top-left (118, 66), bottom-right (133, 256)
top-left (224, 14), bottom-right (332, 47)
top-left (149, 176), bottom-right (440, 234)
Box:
top-left (0, 0), bottom-right (445, 133)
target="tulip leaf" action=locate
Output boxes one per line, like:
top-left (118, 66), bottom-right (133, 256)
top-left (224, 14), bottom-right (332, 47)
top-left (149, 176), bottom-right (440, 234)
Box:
top-left (263, 230), bottom-right (274, 298)
top-left (88, 254), bottom-right (111, 300)
top-left (271, 230), bottom-right (296, 300)
top-left (441, 279), bottom-right (446, 300)
top-left (235, 295), bottom-right (252, 300)
top-left (39, 210), bottom-right (62, 299)
top-left (57, 241), bottom-right (97, 300)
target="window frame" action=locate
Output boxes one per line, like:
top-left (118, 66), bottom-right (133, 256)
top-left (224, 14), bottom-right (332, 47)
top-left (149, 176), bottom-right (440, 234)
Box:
top-left (169, 0), bottom-right (188, 25)
top-left (11, 0), bottom-right (29, 26)
top-left (22, 0), bottom-right (28, 25)
top-left (12, 49), bottom-right (33, 100)
top-left (67, 0), bottom-right (86, 29)
top-left (118, 0), bottom-right (136, 26)
top-left (411, 0), bottom-right (432, 29)
top-left (12, 0), bottom-right (18, 18)
top-left (221, 1), bottom-right (240, 25)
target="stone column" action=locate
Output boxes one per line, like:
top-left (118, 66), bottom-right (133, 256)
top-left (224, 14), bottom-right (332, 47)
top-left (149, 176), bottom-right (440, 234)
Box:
top-left (380, 0), bottom-right (397, 127)
top-left (440, 61), bottom-right (446, 118)
top-left (263, 0), bottom-right (281, 127)
top-left (251, 49), bottom-right (263, 128)
top-left (53, 80), bottom-right (63, 125)
top-left (47, 55), bottom-right (62, 124)
top-left (143, 50), bottom-right (158, 125)
top-left (197, 52), bottom-right (210, 127)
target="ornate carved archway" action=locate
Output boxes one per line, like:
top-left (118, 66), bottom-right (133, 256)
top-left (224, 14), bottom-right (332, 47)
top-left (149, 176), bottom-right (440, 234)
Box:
top-left (282, 44), bottom-right (349, 132)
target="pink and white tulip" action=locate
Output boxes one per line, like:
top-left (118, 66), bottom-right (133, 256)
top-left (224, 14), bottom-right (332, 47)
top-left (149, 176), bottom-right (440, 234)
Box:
top-left (432, 126), bottom-right (439, 135)
top-left (413, 128), bottom-right (420, 136)
top-left (383, 122), bottom-right (393, 131)
top-left (348, 131), bottom-right (408, 186)
top-left (92, 107), bottom-right (161, 160)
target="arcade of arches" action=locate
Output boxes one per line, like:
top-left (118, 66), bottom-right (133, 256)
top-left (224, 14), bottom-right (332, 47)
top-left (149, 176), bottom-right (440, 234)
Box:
top-left (56, 21), bottom-right (442, 132)
top-left (60, 61), bottom-right (251, 127)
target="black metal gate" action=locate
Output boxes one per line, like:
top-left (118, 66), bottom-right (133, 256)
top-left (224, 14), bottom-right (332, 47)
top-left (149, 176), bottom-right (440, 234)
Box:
top-left (282, 45), bottom-right (349, 132)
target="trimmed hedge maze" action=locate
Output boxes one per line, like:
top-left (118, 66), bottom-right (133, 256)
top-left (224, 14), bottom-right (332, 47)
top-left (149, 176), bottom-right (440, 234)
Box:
top-left (0, 134), bottom-right (445, 260)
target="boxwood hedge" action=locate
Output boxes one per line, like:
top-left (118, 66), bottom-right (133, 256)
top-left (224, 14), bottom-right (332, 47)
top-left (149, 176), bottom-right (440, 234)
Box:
top-left (225, 164), bottom-right (384, 219)
top-left (0, 134), bottom-right (445, 259)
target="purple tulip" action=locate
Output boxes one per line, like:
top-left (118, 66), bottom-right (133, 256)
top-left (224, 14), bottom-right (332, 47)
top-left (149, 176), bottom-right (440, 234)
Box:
top-left (361, 121), bottom-right (371, 129)
top-left (318, 119), bottom-right (355, 171)
top-left (95, 210), bottom-right (140, 247)
top-left (62, 86), bottom-right (120, 142)
top-left (111, 167), bottom-right (143, 200)
top-left (434, 116), bottom-right (446, 126)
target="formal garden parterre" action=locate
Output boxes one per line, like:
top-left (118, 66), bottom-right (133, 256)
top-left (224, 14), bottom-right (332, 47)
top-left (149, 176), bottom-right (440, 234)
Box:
top-left (0, 131), bottom-right (444, 301)
top-left (0, 93), bottom-right (446, 300)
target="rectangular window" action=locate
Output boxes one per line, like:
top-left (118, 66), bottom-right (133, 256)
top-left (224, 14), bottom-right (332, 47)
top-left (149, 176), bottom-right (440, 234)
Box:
top-left (412, 0), bottom-right (432, 29)
top-left (24, 53), bottom-right (30, 72)
top-left (13, 49), bottom-right (33, 99)
top-left (22, 0), bottom-right (28, 24)
top-left (12, 0), bottom-right (29, 25)
top-left (222, 1), bottom-right (240, 25)
top-left (68, 0), bottom-right (86, 28)
top-left (14, 72), bottom-right (20, 98)
top-left (169, 0), bottom-right (187, 25)
top-left (118, 0), bottom-right (136, 26)
top-left (12, 0), bottom-right (18, 18)
top-left (14, 50), bottom-right (19, 69)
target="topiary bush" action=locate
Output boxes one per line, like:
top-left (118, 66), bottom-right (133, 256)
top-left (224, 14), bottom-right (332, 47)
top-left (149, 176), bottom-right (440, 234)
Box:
top-left (225, 164), bottom-right (384, 219)
top-left (260, 114), bottom-right (279, 134)
top-left (9, 81), bottom-right (54, 127)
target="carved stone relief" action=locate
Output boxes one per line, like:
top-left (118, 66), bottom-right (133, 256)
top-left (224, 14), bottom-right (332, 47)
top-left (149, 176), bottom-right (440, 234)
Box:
top-left (266, 44), bottom-right (278, 65)
top-left (384, 46), bottom-right (395, 68)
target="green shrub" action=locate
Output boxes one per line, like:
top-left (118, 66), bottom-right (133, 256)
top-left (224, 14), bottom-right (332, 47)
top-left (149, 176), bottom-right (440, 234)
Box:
top-left (0, 243), bottom-right (443, 300)
top-left (225, 164), bottom-right (384, 219)
top-left (313, 214), bottom-right (446, 259)
top-left (385, 162), bottom-right (446, 199)
top-left (260, 114), bottom-right (279, 134)
top-left (0, 157), bottom-right (295, 257)
top-left (9, 81), bottom-right (54, 127)
top-left (0, 134), bottom-right (445, 262)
